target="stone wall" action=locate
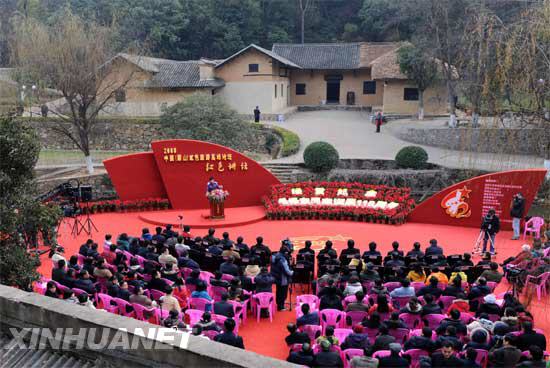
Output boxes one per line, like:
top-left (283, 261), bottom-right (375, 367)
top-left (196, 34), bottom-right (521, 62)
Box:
top-left (24, 119), bottom-right (272, 155)
top-left (396, 127), bottom-right (550, 157)
top-left (0, 285), bottom-right (298, 368)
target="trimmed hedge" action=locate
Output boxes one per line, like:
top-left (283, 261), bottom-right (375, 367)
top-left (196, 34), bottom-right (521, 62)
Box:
top-left (271, 126), bottom-right (300, 157)
top-left (395, 145), bottom-right (429, 169)
top-left (303, 141), bottom-right (339, 173)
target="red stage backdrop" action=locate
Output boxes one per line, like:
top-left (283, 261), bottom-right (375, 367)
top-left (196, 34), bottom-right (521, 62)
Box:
top-left (104, 140), bottom-right (280, 209)
top-left (408, 169), bottom-right (547, 230)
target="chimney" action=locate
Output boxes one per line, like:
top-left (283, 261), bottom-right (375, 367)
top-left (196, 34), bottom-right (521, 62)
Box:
top-left (199, 59), bottom-right (215, 80)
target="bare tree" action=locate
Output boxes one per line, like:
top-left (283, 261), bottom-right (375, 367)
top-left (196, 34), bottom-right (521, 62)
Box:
top-left (12, 13), bottom-right (137, 173)
top-left (297, 0), bottom-right (314, 44)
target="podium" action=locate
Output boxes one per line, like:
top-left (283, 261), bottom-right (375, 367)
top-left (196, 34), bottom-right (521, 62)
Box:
top-left (209, 199), bottom-right (225, 219)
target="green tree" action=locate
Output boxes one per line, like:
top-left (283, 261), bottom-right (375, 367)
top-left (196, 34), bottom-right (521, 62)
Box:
top-left (398, 44), bottom-right (439, 120)
top-left (0, 117), bottom-right (61, 290)
top-left (160, 93), bottom-right (259, 151)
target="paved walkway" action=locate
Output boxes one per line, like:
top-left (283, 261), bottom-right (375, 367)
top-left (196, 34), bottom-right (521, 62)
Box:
top-left (269, 110), bottom-right (544, 171)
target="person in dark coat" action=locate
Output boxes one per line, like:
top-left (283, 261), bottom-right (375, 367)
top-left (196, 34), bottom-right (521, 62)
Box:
top-left (436, 309), bottom-right (468, 336)
top-left (271, 247), bottom-right (293, 311)
top-left (517, 345), bottom-right (546, 368)
top-left (73, 270), bottom-right (96, 295)
top-left (253, 106), bottom-right (261, 123)
top-left (375, 111), bottom-right (383, 133)
top-left (481, 209), bottom-right (500, 254)
top-left (425, 239), bottom-right (444, 257)
top-left (213, 318), bottom-right (244, 349)
top-left (213, 293), bottom-right (235, 318)
top-left (313, 340), bottom-right (343, 367)
top-left (285, 323), bottom-right (310, 346)
top-left (404, 327), bottom-right (436, 352)
top-left (431, 341), bottom-right (464, 367)
top-left (510, 193), bottom-right (525, 240)
top-left (339, 239), bottom-right (361, 266)
top-left (297, 303), bottom-right (320, 327)
top-left (254, 267), bottom-right (275, 293)
top-left (371, 326), bottom-right (396, 352)
top-left (340, 324), bottom-right (370, 350)
top-left (488, 333), bottom-right (522, 367)
top-left (219, 256), bottom-right (240, 276)
top-left (516, 321), bottom-right (547, 352)
top-left (52, 259), bottom-right (67, 283)
top-left (378, 343), bottom-right (409, 367)
top-left (287, 343), bottom-right (314, 367)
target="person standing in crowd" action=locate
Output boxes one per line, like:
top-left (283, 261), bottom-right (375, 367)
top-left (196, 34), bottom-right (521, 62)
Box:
top-left (375, 111), bottom-right (383, 133)
top-left (253, 106), bottom-right (261, 123)
top-left (481, 209), bottom-right (500, 255)
top-left (271, 246), bottom-right (294, 311)
top-left (510, 193), bottom-right (525, 240)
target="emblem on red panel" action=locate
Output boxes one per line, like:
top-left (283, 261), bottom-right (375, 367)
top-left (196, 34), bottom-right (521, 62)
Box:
top-left (441, 186), bottom-right (472, 219)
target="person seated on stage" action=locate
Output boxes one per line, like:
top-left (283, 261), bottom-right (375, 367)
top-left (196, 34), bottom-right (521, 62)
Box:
top-left (390, 278), bottom-right (415, 298)
top-left (425, 238), bottom-right (444, 257)
top-left (219, 256), bottom-right (240, 276)
top-left (468, 277), bottom-right (491, 300)
top-left (341, 324), bottom-right (370, 350)
top-left (406, 241), bottom-right (425, 258)
top-left (317, 241), bottom-right (335, 264)
top-left (361, 242), bottom-right (382, 266)
top-left (250, 236), bottom-right (271, 266)
top-left (426, 267), bottom-right (449, 285)
top-left (517, 321), bottom-right (547, 352)
top-left (360, 263), bottom-right (381, 282)
top-left (339, 239), bottom-right (360, 266)
top-left (421, 293), bottom-right (442, 316)
top-left (382, 312), bottom-right (408, 330)
top-left (406, 263), bottom-right (427, 283)
top-left (517, 345), bottom-right (546, 368)
top-left (316, 325), bottom-right (340, 346)
top-left (404, 326), bottom-right (436, 352)
top-left (346, 291), bottom-right (369, 312)
top-left (384, 253), bottom-right (405, 268)
top-left (344, 275), bottom-right (363, 297)
top-left (234, 236), bottom-right (249, 256)
top-left (313, 339), bottom-right (344, 368)
top-left (297, 302), bottom-right (320, 327)
top-left (220, 232), bottom-right (234, 248)
top-left (387, 241), bottom-right (404, 257)
top-left (221, 244), bottom-right (240, 260)
top-left (442, 276), bottom-right (465, 297)
top-left (418, 276), bottom-right (443, 299)
top-left (299, 240), bottom-right (315, 256)
top-left (436, 309), bottom-right (468, 336)
top-left (368, 294), bottom-right (394, 316)
top-left (399, 296), bottom-right (423, 315)
top-left (210, 271), bottom-right (230, 288)
top-left (203, 228), bottom-right (219, 246)
top-left (287, 342), bottom-right (314, 367)
top-left (213, 292), bottom-right (235, 318)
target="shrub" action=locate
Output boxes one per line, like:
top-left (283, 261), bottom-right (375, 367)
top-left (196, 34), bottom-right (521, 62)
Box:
top-left (271, 126), bottom-right (300, 157)
top-left (303, 141), bottom-right (339, 173)
top-left (395, 146), bottom-right (429, 169)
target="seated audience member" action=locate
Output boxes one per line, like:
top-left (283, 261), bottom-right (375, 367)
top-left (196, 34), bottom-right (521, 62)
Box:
top-left (177, 250), bottom-right (200, 270)
top-left (461, 347), bottom-right (482, 368)
top-left (285, 323), bottom-right (310, 345)
top-left (191, 281), bottom-right (213, 311)
top-left (213, 318), bottom-right (244, 349)
top-left (234, 236), bottom-right (249, 255)
top-left (478, 262), bottom-right (503, 283)
top-left (63, 289), bottom-right (78, 303)
top-left (390, 278), bottom-right (415, 298)
top-left (436, 325), bottom-right (463, 351)
top-left (477, 294), bottom-right (502, 317)
top-left (74, 270), bottom-right (96, 295)
top-left (404, 327), bottom-right (436, 352)
top-left (431, 341), bottom-right (464, 367)
top-left (387, 241), bottom-right (404, 257)
top-left (101, 244), bottom-right (118, 264)
top-left (158, 247), bottom-right (177, 267)
top-left (507, 244), bottom-right (532, 267)
top-left (384, 253), bottom-right (405, 268)
top-left (382, 312), bottom-right (408, 329)
top-left (516, 321), bottom-right (547, 352)
top-left (244, 259), bottom-right (260, 278)
top-left (227, 278), bottom-right (246, 302)
top-left (313, 340), bottom-right (344, 367)
top-left (174, 235), bottom-right (190, 255)
top-left (287, 342), bottom-right (314, 367)
top-left (500, 308), bottom-right (520, 331)
top-left (254, 267), bottom-right (275, 292)
top-left (219, 256), bottom-right (239, 276)
top-left (464, 329), bottom-right (490, 351)
top-left (442, 276), bottom-right (464, 297)
top-left (368, 294), bottom-right (394, 316)
top-left (436, 309), bottom-right (468, 336)
top-left (52, 259), bottom-right (67, 283)
top-left (79, 239), bottom-right (93, 257)
top-left (362, 312), bottom-right (382, 330)
top-left (344, 275), bottom-right (363, 296)
top-left (195, 311), bottom-right (220, 332)
top-left (61, 268), bottom-right (78, 289)
top-left (489, 333), bottom-right (522, 367)
top-left (210, 271), bottom-right (230, 288)
top-left (489, 322), bottom-right (511, 348)
top-left (297, 303), bottom-right (320, 327)
top-left (45, 281), bottom-right (59, 298)
top-left (319, 284), bottom-right (343, 311)
top-left (346, 291), bottom-right (369, 312)
top-left (362, 241), bottom-right (381, 259)
top-left (117, 281), bottom-right (131, 301)
top-left (517, 345), bottom-right (546, 368)
top-left (222, 244), bottom-right (240, 260)
top-left (360, 263), bottom-right (381, 282)
top-left (418, 276), bottom-right (443, 299)
top-left (406, 242), bottom-right (425, 258)
top-left (77, 293), bottom-right (96, 309)
top-left (468, 277), bottom-right (491, 305)
top-left (340, 324), bottom-right (370, 350)
top-left (378, 343), bottom-right (409, 368)
top-left (350, 347), bottom-right (379, 368)
top-left (421, 293), bottom-right (442, 316)
top-left (447, 292), bottom-right (471, 315)
top-left (148, 270), bottom-right (169, 292)
top-left (214, 293), bottom-right (235, 318)
top-left (406, 263), bottom-right (427, 283)
top-left (93, 258), bottom-right (113, 280)
top-left (425, 238), bottom-right (444, 256)
top-left (427, 267), bottom-right (449, 285)
top-left (161, 263), bottom-right (178, 282)
top-left (130, 286), bottom-right (156, 307)
top-left (399, 296), bottom-right (422, 315)
top-left (348, 254), bottom-right (364, 273)
top-left (185, 270), bottom-right (201, 287)
top-left (67, 255), bottom-right (81, 271)
top-left (159, 285), bottom-right (181, 312)
top-left (371, 326), bottom-right (396, 352)
top-left (316, 325), bottom-right (339, 346)
top-left (163, 309), bottom-right (186, 330)
top-left (369, 279), bottom-right (388, 296)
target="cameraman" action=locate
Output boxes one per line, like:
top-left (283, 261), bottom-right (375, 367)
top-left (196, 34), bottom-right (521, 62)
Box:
top-left (271, 245), bottom-right (294, 311)
top-left (481, 209), bottom-right (500, 255)
top-left (510, 193), bottom-right (525, 240)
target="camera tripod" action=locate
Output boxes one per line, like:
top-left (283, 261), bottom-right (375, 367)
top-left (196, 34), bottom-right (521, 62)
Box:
top-left (473, 229), bottom-right (496, 255)
top-left (77, 202), bottom-right (98, 236)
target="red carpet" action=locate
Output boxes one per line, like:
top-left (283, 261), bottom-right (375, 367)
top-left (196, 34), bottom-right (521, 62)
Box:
top-left (41, 211), bottom-right (550, 361)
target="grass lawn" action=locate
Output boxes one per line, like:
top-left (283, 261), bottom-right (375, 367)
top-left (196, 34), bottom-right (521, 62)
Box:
top-left (38, 149), bottom-right (137, 166)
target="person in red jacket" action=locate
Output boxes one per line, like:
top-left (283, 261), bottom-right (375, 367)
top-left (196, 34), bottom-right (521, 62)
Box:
top-left (447, 292), bottom-right (471, 315)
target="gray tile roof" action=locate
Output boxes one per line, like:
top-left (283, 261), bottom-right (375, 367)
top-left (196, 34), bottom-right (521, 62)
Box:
top-left (0, 334), bottom-right (101, 368)
top-left (272, 43), bottom-right (362, 70)
top-left (117, 54), bottom-right (225, 89)
top-left (215, 44), bottom-right (301, 69)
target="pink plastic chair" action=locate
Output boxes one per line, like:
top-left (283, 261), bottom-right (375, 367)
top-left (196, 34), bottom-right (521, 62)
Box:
top-left (403, 349), bottom-right (430, 368)
top-left (365, 327), bottom-right (379, 342)
top-left (301, 324), bottom-right (322, 341)
top-left (34, 282), bottom-right (47, 295)
top-left (189, 297), bottom-right (213, 311)
top-left (399, 313), bottom-right (422, 329)
top-left (345, 311), bottom-right (369, 327)
top-left (334, 328), bottom-right (353, 343)
top-left (486, 282), bottom-right (498, 292)
top-left (297, 294), bottom-right (320, 309)
top-left (411, 282), bottom-right (425, 293)
top-left (185, 309), bottom-right (204, 326)
top-left (202, 330), bottom-right (219, 340)
top-left (77, 254), bottom-right (86, 265)
top-left (132, 303), bottom-right (158, 324)
top-left (410, 328), bottom-right (437, 340)
top-left (96, 293), bottom-right (118, 313)
top-left (372, 350), bottom-right (391, 359)
top-left (71, 288), bottom-right (87, 297)
top-left (342, 295), bottom-right (357, 309)
top-left (474, 349), bottom-right (489, 368)
top-left (320, 309), bottom-right (344, 333)
top-left (343, 348), bottom-right (364, 368)
top-left (150, 289), bottom-right (166, 301)
top-left (210, 286), bottom-right (228, 302)
top-left (221, 274), bottom-right (234, 282)
top-left (112, 297), bottom-right (135, 317)
top-left (392, 296), bottom-right (411, 309)
top-left (524, 217), bottom-right (544, 239)
top-left (227, 300), bottom-right (246, 325)
top-left (525, 272), bottom-right (550, 301)
top-left (254, 292), bottom-right (275, 322)
top-left (423, 314), bottom-right (447, 329)
top-left (289, 343), bottom-right (303, 352)
top-left (389, 328), bottom-right (409, 343)
top-left (438, 296), bottom-right (456, 311)
top-left (384, 282), bottom-right (401, 292)
top-left (181, 267), bottom-right (193, 279)
top-left (211, 313), bottom-right (229, 329)
top-left (459, 313), bottom-right (475, 324)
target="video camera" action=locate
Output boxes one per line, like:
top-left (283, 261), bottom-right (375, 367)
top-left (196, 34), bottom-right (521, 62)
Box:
top-left (481, 214), bottom-right (494, 231)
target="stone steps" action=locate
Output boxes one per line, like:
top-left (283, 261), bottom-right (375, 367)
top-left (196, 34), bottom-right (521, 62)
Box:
top-left (261, 163), bottom-right (301, 183)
